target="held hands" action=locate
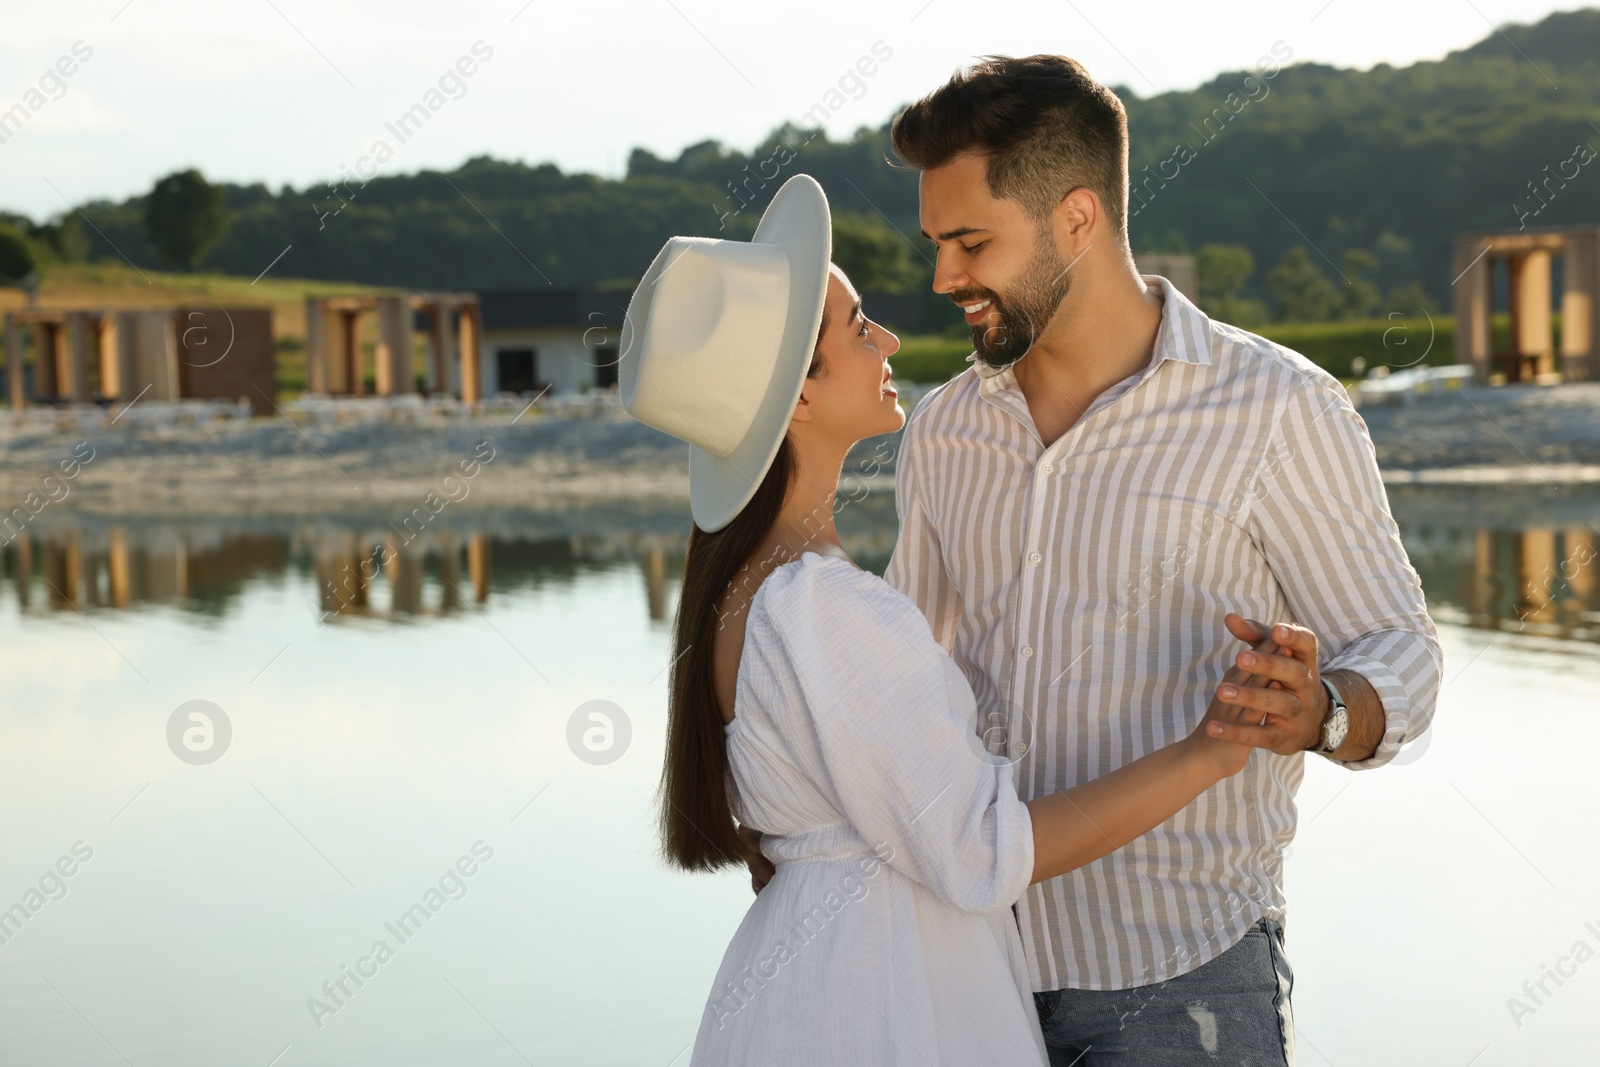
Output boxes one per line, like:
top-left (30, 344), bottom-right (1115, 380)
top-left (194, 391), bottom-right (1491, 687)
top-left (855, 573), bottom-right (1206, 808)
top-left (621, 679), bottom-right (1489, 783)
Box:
top-left (1205, 613), bottom-right (1330, 756)
top-left (1189, 625), bottom-right (1282, 779)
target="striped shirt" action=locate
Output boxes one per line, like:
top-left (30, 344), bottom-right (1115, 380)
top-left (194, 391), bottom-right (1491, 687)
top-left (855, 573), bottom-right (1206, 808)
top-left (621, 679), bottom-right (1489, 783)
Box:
top-left (884, 275), bottom-right (1442, 992)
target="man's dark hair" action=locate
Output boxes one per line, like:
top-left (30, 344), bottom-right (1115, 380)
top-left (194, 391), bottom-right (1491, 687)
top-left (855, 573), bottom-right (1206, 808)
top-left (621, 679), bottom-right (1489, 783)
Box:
top-left (891, 55), bottom-right (1129, 238)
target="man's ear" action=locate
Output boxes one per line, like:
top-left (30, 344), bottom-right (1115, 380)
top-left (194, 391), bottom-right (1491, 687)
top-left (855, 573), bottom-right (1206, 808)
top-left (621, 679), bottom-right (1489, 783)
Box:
top-left (1052, 186), bottom-right (1098, 254)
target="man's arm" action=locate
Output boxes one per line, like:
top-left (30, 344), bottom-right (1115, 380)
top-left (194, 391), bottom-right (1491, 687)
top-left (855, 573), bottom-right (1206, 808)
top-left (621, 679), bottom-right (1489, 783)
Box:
top-left (1211, 617), bottom-right (1388, 762)
top-left (1209, 373), bottom-right (1443, 769)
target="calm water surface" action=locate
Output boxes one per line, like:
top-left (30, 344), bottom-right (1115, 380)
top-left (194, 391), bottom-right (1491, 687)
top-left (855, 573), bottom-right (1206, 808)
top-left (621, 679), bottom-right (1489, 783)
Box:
top-left (2, 486), bottom-right (1597, 1066)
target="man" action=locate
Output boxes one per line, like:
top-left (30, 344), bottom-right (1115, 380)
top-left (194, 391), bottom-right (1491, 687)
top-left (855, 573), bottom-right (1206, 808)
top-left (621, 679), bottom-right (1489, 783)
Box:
top-left (882, 55), bottom-right (1442, 1064)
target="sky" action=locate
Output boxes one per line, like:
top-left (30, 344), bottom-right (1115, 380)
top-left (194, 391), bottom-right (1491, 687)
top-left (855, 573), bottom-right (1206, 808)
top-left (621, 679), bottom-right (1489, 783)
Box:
top-left (0, 0), bottom-right (1586, 221)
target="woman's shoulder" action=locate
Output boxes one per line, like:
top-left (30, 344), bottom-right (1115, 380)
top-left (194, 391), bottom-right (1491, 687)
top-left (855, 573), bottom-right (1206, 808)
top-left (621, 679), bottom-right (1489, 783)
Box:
top-left (750, 551), bottom-right (932, 648)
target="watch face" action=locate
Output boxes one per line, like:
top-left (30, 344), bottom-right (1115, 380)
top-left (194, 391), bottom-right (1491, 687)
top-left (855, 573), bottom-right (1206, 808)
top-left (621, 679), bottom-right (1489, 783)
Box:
top-left (1324, 708), bottom-right (1349, 752)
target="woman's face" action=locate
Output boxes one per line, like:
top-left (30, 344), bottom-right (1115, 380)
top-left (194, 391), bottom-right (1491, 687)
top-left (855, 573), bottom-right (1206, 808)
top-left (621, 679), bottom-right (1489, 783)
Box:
top-left (795, 265), bottom-right (904, 445)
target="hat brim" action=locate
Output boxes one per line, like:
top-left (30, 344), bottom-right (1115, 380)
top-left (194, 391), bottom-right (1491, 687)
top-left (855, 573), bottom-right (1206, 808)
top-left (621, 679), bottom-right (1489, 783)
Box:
top-left (688, 174), bottom-right (831, 533)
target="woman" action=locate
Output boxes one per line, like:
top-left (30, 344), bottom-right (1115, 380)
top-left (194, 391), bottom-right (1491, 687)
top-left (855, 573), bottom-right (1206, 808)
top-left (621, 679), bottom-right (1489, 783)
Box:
top-left (620, 175), bottom-right (1271, 1065)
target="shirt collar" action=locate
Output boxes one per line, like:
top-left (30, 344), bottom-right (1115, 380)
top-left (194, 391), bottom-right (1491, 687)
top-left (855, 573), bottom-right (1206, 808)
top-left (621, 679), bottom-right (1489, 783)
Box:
top-left (969, 274), bottom-right (1214, 397)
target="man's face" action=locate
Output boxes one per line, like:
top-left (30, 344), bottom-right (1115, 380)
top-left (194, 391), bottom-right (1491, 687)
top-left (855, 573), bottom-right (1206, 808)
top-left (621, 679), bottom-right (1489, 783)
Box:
top-left (919, 153), bottom-right (1071, 368)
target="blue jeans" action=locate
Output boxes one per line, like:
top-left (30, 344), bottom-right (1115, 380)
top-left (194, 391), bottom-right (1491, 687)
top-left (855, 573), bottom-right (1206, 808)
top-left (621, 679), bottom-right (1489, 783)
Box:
top-left (1033, 918), bottom-right (1295, 1066)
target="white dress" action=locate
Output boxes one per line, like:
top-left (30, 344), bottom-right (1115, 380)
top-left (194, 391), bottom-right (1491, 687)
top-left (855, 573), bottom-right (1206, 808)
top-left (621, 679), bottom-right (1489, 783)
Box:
top-left (690, 551), bottom-right (1048, 1067)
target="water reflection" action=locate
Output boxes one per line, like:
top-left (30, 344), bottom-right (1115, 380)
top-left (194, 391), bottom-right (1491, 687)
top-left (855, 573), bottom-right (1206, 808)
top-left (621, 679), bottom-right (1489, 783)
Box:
top-left (1390, 484), bottom-right (1600, 644)
top-left (5, 485), bottom-right (1597, 643)
top-left (0, 494), bottom-right (900, 626)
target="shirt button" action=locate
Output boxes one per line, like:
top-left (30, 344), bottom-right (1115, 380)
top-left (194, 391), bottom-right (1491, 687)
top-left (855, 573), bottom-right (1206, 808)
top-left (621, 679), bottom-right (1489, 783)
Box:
top-left (1029, 551), bottom-right (1042, 564)
top-left (1021, 646), bottom-right (1034, 658)
top-left (1042, 463), bottom-right (1053, 473)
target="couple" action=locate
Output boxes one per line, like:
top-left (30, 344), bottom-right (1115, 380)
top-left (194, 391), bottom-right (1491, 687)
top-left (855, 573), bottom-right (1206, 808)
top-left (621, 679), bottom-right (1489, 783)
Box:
top-left (620, 55), bottom-right (1441, 1066)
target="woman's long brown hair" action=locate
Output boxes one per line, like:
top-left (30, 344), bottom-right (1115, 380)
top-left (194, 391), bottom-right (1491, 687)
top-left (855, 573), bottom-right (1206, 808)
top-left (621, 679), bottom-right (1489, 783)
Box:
top-left (660, 315), bottom-right (827, 872)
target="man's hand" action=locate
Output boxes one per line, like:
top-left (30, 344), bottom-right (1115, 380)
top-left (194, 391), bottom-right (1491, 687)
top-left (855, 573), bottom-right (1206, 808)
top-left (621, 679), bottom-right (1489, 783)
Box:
top-left (1206, 613), bottom-right (1329, 755)
top-left (1193, 628), bottom-right (1282, 776)
top-left (739, 825), bottom-right (774, 895)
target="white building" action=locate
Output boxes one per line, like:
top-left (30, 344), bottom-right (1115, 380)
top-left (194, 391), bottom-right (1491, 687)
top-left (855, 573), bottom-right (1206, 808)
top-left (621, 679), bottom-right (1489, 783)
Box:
top-left (478, 290), bottom-right (628, 396)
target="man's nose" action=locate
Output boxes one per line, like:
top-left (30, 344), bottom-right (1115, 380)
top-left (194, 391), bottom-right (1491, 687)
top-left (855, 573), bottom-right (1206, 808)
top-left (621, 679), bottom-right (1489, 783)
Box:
top-left (931, 255), bottom-right (963, 294)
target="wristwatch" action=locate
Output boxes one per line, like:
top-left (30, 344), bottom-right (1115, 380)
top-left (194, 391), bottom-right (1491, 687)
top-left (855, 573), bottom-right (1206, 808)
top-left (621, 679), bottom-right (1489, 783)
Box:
top-left (1313, 676), bottom-right (1348, 755)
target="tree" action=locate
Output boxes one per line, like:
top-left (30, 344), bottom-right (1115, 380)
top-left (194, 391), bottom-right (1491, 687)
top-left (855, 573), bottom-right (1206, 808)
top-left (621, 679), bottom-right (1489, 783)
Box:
top-left (831, 213), bottom-right (922, 293)
top-left (0, 223), bottom-right (38, 284)
top-left (1196, 243), bottom-right (1267, 326)
top-left (1380, 279), bottom-right (1439, 317)
top-left (1266, 246), bottom-right (1342, 323)
top-left (143, 168), bottom-right (228, 270)
top-left (1339, 248), bottom-right (1381, 320)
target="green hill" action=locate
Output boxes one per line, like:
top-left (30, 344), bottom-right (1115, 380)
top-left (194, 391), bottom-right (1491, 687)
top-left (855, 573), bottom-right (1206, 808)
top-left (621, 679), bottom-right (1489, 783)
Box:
top-left (8, 7), bottom-right (1598, 323)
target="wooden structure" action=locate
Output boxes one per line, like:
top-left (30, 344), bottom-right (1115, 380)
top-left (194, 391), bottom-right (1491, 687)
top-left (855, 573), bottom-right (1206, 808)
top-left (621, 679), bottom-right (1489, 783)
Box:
top-left (1453, 226), bottom-right (1600, 384)
top-left (4, 306), bottom-right (275, 413)
top-left (303, 292), bottom-right (481, 402)
top-left (5, 309), bottom-right (115, 408)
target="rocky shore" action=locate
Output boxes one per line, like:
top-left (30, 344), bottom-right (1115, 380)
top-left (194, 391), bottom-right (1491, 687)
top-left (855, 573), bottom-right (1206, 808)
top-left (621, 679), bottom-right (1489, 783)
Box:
top-left (3, 383), bottom-right (1599, 522)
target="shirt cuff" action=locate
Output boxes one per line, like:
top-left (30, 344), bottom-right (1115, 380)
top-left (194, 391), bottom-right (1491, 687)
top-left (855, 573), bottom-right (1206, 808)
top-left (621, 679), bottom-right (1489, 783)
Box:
top-left (1318, 651), bottom-right (1416, 771)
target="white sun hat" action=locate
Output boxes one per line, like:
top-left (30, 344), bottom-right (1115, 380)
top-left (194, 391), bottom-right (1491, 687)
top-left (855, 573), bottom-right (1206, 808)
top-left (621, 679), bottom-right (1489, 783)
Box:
top-left (619, 173), bottom-right (831, 533)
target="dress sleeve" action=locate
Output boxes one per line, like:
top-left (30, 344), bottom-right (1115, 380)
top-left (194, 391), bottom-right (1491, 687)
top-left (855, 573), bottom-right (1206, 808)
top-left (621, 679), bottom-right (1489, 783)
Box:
top-left (748, 556), bottom-right (1033, 915)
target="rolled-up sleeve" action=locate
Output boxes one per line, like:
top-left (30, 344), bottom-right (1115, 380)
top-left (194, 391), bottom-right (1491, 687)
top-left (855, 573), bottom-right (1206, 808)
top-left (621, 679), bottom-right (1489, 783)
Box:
top-left (1246, 374), bottom-right (1443, 770)
top-left (884, 408), bottom-right (963, 652)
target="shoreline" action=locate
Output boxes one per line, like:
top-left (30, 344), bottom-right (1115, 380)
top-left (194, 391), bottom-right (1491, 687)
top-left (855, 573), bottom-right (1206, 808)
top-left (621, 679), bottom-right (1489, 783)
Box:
top-left (3, 383), bottom-right (1600, 518)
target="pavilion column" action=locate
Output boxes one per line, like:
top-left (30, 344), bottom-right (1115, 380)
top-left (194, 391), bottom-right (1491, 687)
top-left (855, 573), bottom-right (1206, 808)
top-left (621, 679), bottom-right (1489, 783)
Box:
top-left (304, 297), bottom-right (328, 394)
top-left (4, 314), bottom-right (22, 411)
top-left (97, 314), bottom-right (121, 400)
top-left (458, 301), bottom-right (481, 405)
top-left (1510, 249), bottom-right (1555, 380)
top-left (1453, 238), bottom-right (1493, 384)
top-left (337, 308), bottom-right (360, 396)
top-left (1562, 232), bottom-right (1600, 382)
top-left (36, 323), bottom-right (62, 399)
top-left (376, 296), bottom-right (410, 395)
top-left (429, 301), bottom-right (452, 397)
top-left (64, 312), bottom-right (91, 403)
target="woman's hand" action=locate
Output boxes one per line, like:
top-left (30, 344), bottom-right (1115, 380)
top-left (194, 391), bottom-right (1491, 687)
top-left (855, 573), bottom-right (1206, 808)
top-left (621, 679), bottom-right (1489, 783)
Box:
top-left (739, 824), bottom-right (774, 895)
top-left (1187, 628), bottom-right (1282, 779)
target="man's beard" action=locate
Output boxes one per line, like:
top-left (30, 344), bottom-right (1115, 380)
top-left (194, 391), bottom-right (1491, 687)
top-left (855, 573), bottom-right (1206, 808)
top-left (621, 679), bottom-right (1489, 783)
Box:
top-left (962, 236), bottom-right (1071, 369)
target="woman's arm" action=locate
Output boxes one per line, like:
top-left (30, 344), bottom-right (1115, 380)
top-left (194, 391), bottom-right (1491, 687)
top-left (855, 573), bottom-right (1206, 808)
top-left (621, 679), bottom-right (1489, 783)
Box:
top-left (1025, 638), bottom-right (1274, 885)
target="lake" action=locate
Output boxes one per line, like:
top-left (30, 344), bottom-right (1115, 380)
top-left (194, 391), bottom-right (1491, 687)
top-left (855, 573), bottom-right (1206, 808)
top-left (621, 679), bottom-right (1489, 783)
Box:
top-left (1, 483), bottom-right (1597, 1066)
